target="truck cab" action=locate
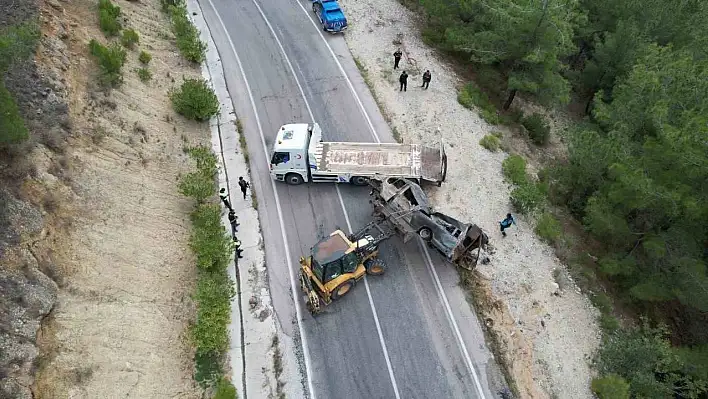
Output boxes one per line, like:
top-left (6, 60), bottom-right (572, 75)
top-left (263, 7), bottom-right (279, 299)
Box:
top-left (270, 123), bottom-right (321, 185)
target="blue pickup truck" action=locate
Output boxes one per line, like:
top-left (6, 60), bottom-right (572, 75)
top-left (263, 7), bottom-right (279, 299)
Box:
top-left (312, 0), bottom-right (348, 33)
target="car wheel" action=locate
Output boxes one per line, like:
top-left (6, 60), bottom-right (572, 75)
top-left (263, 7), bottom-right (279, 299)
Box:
top-left (364, 259), bottom-right (386, 276)
top-left (312, 3), bottom-right (317, 12)
top-left (418, 227), bottom-right (432, 241)
top-left (350, 176), bottom-right (368, 186)
top-left (331, 280), bottom-right (354, 300)
top-left (286, 173), bottom-right (304, 185)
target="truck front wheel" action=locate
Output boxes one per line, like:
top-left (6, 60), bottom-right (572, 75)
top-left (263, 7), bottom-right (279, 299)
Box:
top-left (286, 173), bottom-right (304, 185)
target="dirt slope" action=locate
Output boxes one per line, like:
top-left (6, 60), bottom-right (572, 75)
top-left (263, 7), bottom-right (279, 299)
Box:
top-left (5, 0), bottom-right (208, 397)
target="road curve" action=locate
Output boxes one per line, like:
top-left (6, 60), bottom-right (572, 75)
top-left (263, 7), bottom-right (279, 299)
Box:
top-left (198, 0), bottom-right (504, 398)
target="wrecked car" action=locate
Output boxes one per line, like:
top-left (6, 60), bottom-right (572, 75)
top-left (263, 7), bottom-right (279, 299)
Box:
top-left (369, 176), bottom-right (489, 270)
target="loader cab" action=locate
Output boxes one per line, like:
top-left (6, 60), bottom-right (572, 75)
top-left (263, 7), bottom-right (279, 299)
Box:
top-left (311, 231), bottom-right (359, 284)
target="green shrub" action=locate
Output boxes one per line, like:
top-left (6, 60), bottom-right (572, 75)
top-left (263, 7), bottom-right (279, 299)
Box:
top-left (137, 67), bottom-right (151, 82)
top-left (98, 0), bottom-right (121, 36)
top-left (535, 212), bottom-right (561, 243)
top-left (167, 4), bottom-right (206, 63)
top-left (0, 79), bottom-right (29, 144)
top-left (178, 147), bottom-right (217, 202)
top-left (479, 133), bottom-right (501, 152)
top-left (190, 205), bottom-right (232, 273)
top-left (88, 39), bottom-right (126, 86)
top-left (591, 374), bottom-right (630, 399)
top-left (192, 270), bottom-right (235, 354)
top-left (599, 313), bottom-right (621, 333)
top-left (0, 22), bottom-right (41, 72)
top-left (596, 320), bottom-right (708, 399)
top-left (170, 78), bottom-right (219, 121)
top-left (121, 28), bottom-right (139, 48)
top-left (457, 82), bottom-right (500, 125)
top-left (138, 50), bottom-right (152, 64)
top-left (511, 182), bottom-right (545, 215)
top-left (502, 154), bottom-right (527, 185)
top-left (522, 113), bottom-right (551, 145)
top-left (194, 351), bottom-right (222, 385)
top-left (214, 378), bottom-right (238, 399)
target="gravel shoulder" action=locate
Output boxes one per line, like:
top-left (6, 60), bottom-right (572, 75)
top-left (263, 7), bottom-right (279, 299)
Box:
top-left (29, 0), bottom-right (207, 396)
top-left (339, 0), bottom-right (601, 397)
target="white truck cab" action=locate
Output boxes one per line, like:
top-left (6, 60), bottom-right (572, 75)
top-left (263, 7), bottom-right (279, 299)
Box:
top-left (269, 122), bottom-right (447, 186)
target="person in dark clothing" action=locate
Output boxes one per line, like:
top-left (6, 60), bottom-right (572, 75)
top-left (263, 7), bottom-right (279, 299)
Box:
top-left (219, 188), bottom-right (232, 211)
top-left (238, 176), bottom-right (250, 200)
top-left (228, 210), bottom-right (240, 233)
top-left (499, 213), bottom-right (516, 237)
top-left (233, 235), bottom-right (244, 259)
top-left (393, 49), bottom-right (402, 69)
top-left (421, 70), bottom-right (431, 89)
top-left (399, 71), bottom-right (408, 92)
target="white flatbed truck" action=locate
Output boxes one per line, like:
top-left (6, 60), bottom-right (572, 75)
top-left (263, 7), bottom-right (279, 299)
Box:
top-left (269, 123), bottom-right (447, 186)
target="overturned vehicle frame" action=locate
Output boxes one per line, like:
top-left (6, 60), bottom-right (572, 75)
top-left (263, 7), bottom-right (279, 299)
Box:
top-left (368, 176), bottom-right (489, 270)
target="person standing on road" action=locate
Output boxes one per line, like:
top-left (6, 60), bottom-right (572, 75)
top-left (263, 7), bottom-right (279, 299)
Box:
top-left (399, 71), bottom-right (408, 92)
top-left (219, 188), bottom-right (232, 211)
top-left (228, 210), bottom-right (240, 233)
top-left (421, 70), bottom-right (431, 89)
top-left (393, 49), bottom-right (402, 69)
top-left (238, 176), bottom-right (250, 200)
top-left (500, 213), bottom-right (516, 237)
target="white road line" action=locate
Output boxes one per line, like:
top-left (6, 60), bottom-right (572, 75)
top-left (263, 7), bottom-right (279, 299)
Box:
top-left (289, 2), bottom-right (489, 398)
top-left (291, 1), bottom-right (380, 143)
top-left (335, 188), bottom-right (402, 399)
top-left (247, 1), bottom-right (402, 398)
top-left (201, 2), bottom-right (317, 398)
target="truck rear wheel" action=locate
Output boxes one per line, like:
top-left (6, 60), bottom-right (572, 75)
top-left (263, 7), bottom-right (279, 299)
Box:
top-left (350, 176), bottom-right (369, 186)
top-left (331, 280), bottom-right (353, 300)
top-left (285, 173), bottom-right (304, 185)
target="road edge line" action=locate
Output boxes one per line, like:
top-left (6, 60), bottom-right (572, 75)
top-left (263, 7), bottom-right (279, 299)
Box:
top-left (190, 1), bottom-right (315, 398)
top-left (246, 1), bottom-right (403, 397)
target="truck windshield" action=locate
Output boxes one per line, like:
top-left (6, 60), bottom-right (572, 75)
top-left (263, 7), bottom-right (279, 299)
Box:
top-left (271, 152), bottom-right (290, 165)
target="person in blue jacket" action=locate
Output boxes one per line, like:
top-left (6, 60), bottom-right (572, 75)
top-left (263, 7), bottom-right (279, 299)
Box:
top-left (500, 213), bottom-right (516, 237)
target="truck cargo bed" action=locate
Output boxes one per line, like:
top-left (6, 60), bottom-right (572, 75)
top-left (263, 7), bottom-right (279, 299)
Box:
top-left (312, 142), bottom-right (446, 182)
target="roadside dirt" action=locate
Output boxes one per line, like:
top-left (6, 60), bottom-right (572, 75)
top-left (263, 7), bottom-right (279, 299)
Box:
top-left (15, 0), bottom-right (207, 397)
top-left (340, 0), bottom-right (601, 397)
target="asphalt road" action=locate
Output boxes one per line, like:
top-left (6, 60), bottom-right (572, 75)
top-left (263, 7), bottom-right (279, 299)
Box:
top-left (199, 0), bottom-right (504, 398)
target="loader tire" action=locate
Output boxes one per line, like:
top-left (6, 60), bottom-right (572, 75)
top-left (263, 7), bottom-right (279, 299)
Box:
top-left (331, 280), bottom-right (354, 300)
top-left (418, 227), bottom-right (432, 241)
top-left (365, 259), bottom-right (386, 276)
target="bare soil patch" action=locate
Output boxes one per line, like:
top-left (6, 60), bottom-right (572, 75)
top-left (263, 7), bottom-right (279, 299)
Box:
top-left (22, 0), bottom-right (209, 397)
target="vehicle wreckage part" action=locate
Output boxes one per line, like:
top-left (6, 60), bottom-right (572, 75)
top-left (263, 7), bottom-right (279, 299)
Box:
top-left (418, 227), bottom-right (432, 241)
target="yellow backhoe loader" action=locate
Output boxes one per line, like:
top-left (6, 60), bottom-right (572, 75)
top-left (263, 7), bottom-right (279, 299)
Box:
top-left (298, 221), bottom-right (392, 315)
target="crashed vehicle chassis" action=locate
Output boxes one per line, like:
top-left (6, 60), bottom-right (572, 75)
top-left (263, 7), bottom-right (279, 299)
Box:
top-left (368, 176), bottom-right (489, 270)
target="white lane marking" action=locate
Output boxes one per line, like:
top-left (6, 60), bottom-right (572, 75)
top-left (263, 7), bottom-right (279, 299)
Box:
top-left (247, 1), bottom-right (402, 397)
top-left (418, 241), bottom-right (487, 397)
top-left (292, 1), bottom-right (380, 142)
top-left (201, 2), bottom-right (317, 398)
top-left (290, 2), bottom-right (489, 397)
top-left (335, 187), bottom-right (402, 399)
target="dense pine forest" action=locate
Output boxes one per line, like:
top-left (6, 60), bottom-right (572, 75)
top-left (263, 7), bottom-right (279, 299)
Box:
top-left (404, 0), bottom-right (708, 397)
